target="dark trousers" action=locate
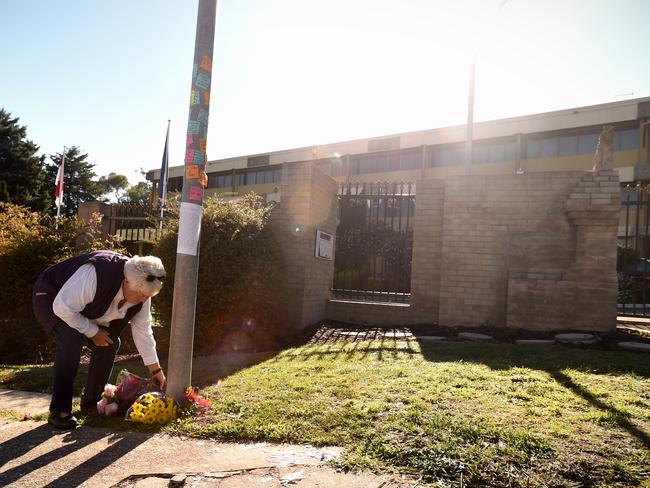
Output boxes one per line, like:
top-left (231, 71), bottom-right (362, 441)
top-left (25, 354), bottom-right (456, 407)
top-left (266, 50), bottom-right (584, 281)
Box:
top-left (50, 320), bottom-right (121, 414)
top-left (32, 284), bottom-right (128, 414)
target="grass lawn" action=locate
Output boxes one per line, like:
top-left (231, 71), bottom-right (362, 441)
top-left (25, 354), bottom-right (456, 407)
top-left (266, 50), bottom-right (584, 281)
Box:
top-left (2, 338), bottom-right (649, 487)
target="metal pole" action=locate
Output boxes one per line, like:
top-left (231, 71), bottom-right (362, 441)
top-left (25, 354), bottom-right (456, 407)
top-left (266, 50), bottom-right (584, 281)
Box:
top-left (166, 0), bottom-right (217, 402)
top-left (464, 54), bottom-right (476, 176)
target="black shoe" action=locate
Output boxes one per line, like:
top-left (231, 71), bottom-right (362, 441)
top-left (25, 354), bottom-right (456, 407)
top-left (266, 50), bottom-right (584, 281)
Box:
top-left (48, 412), bottom-right (78, 430)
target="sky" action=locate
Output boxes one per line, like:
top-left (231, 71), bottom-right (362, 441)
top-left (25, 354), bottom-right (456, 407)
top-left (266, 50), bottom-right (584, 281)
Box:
top-left (1, 0), bottom-right (649, 185)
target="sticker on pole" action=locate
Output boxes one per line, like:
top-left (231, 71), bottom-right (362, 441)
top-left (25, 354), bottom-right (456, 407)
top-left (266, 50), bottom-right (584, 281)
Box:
top-left (177, 202), bottom-right (202, 256)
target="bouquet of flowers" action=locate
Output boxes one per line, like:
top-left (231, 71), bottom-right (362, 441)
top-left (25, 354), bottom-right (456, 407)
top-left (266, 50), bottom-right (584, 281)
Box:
top-left (184, 387), bottom-right (212, 414)
top-left (96, 369), bottom-right (158, 416)
top-left (125, 391), bottom-right (178, 424)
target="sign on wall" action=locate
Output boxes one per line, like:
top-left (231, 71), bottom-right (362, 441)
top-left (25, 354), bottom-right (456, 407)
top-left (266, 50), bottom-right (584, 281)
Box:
top-left (315, 230), bottom-right (334, 260)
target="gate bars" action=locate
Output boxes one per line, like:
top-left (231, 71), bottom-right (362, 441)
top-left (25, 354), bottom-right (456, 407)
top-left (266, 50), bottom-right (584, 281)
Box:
top-left (619, 183), bottom-right (650, 317)
top-left (333, 181), bottom-right (415, 303)
top-left (108, 204), bottom-right (161, 255)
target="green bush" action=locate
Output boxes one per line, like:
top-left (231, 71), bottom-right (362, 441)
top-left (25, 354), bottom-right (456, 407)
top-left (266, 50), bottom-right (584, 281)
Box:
top-left (153, 194), bottom-right (288, 355)
top-left (0, 203), bottom-right (125, 364)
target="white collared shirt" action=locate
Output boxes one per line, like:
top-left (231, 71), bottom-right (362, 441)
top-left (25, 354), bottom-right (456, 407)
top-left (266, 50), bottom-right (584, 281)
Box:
top-left (52, 263), bottom-right (159, 365)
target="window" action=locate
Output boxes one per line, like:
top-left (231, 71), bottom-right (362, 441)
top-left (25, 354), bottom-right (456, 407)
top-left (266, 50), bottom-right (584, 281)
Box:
top-left (526, 139), bottom-right (541, 159)
top-left (615, 128), bottom-right (639, 150)
top-left (388, 152), bottom-right (401, 171)
top-left (351, 149), bottom-right (425, 173)
top-left (559, 135), bottom-right (578, 156)
top-left (473, 143), bottom-right (489, 164)
top-left (352, 154), bottom-right (389, 174)
top-left (236, 166), bottom-right (282, 186)
top-left (578, 133), bottom-right (598, 154)
top-left (400, 149), bottom-right (421, 170)
top-left (428, 144), bottom-right (463, 167)
top-left (219, 174), bottom-right (232, 188)
top-left (489, 143), bottom-right (505, 162)
top-left (208, 173), bottom-right (232, 189)
top-left (542, 137), bottom-right (558, 157)
top-left (167, 177), bottom-right (183, 192)
top-left (471, 140), bottom-right (515, 163)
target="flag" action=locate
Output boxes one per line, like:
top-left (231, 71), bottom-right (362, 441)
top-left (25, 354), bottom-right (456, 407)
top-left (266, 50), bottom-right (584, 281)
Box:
top-left (54, 152), bottom-right (65, 215)
top-left (158, 121), bottom-right (170, 208)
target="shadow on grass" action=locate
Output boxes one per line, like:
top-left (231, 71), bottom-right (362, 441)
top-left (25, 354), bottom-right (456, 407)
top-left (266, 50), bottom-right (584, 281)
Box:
top-left (413, 335), bottom-right (650, 450)
top-left (279, 324), bottom-right (650, 450)
top-left (549, 369), bottom-right (650, 449)
top-left (0, 423), bottom-right (147, 486)
top-left (287, 324), bottom-right (650, 378)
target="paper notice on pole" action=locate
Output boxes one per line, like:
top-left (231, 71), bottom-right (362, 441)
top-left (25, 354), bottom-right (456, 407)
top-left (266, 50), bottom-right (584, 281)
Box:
top-left (177, 202), bottom-right (202, 256)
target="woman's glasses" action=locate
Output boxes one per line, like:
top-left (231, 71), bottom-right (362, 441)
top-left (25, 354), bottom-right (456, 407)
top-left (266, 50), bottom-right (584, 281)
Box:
top-left (146, 274), bottom-right (165, 282)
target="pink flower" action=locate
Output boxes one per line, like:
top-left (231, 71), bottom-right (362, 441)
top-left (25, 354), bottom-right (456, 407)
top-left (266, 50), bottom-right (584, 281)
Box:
top-left (103, 384), bottom-right (117, 398)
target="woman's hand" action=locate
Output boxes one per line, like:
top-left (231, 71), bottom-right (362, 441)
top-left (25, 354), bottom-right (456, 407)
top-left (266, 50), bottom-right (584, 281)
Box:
top-left (147, 364), bottom-right (166, 391)
top-left (91, 328), bottom-right (113, 347)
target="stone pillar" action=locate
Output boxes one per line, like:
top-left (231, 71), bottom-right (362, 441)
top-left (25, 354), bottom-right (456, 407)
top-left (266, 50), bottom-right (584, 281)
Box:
top-left (563, 170), bottom-right (620, 329)
top-left (505, 170), bottom-right (620, 331)
top-left (268, 162), bottom-right (338, 334)
top-left (76, 201), bottom-right (112, 249)
top-left (409, 178), bottom-right (445, 323)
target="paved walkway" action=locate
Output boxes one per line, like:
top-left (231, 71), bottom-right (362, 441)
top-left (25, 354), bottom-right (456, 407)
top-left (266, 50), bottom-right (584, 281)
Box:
top-left (0, 390), bottom-right (414, 487)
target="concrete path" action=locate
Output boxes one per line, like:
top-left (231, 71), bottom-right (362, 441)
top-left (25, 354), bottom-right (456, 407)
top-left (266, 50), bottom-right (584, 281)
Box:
top-left (0, 389), bottom-right (52, 416)
top-left (0, 390), bottom-right (415, 487)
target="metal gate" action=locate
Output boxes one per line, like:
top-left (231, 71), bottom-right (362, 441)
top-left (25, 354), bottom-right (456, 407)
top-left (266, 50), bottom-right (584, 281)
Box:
top-left (619, 183), bottom-right (650, 316)
top-left (333, 182), bottom-right (415, 303)
top-left (108, 204), bottom-right (161, 255)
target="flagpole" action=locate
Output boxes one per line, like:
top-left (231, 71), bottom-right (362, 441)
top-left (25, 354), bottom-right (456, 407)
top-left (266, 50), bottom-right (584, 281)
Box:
top-left (159, 120), bottom-right (171, 233)
top-left (55, 146), bottom-right (65, 230)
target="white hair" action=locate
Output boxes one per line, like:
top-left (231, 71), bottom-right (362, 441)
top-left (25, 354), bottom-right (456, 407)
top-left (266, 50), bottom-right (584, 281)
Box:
top-left (123, 255), bottom-right (165, 296)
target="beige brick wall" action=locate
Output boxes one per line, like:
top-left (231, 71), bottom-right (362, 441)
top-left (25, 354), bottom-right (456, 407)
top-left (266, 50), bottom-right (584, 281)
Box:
top-left (269, 167), bottom-right (619, 333)
top-left (326, 299), bottom-right (412, 326)
top-left (268, 162), bottom-right (338, 333)
top-left (430, 170), bottom-right (619, 330)
top-left (410, 178), bottom-right (445, 323)
top-left (506, 171), bottom-right (619, 330)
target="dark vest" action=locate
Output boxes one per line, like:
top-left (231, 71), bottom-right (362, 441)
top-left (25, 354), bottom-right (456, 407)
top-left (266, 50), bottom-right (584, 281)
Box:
top-left (33, 251), bottom-right (143, 334)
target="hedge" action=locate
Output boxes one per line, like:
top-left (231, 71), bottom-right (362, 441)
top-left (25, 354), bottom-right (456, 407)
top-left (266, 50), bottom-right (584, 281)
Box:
top-left (153, 194), bottom-right (288, 355)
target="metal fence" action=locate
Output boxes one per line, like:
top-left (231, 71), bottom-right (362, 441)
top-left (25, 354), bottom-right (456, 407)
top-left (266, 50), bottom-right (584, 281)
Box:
top-left (108, 204), bottom-right (161, 255)
top-left (619, 183), bottom-right (650, 316)
top-left (333, 182), bottom-right (415, 303)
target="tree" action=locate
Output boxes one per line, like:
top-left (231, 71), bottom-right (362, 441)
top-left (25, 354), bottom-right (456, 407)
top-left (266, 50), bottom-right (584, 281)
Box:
top-left (0, 109), bottom-right (49, 212)
top-left (119, 181), bottom-right (153, 205)
top-left (45, 146), bottom-right (105, 217)
top-left (0, 180), bottom-right (10, 203)
top-left (97, 172), bottom-right (129, 202)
